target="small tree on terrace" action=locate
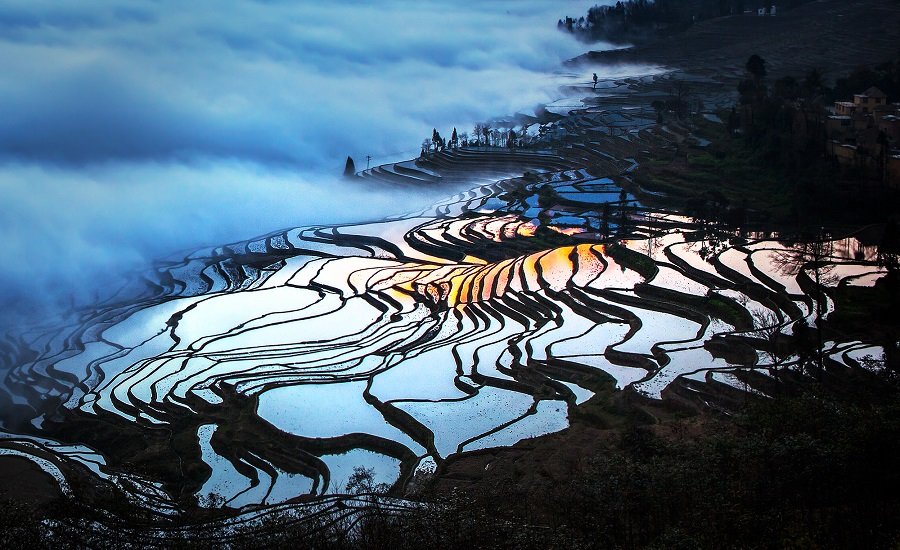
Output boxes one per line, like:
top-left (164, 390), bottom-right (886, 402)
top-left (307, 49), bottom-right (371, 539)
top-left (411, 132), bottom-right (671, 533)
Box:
top-left (343, 156), bottom-right (357, 177)
top-left (600, 202), bottom-right (612, 235)
top-left (669, 79), bottom-right (692, 119)
top-left (770, 233), bottom-right (836, 374)
top-left (746, 54), bottom-right (767, 86)
top-left (345, 466), bottom-right (389, 495)
top-left (651, 100), bottom-right (665, 123)
top-left (432, 128), bottom-right (444, 151)
top-left (752, 308), bottom-right (786, 375)
top-left (491, 128), bottom-right (502, 147)
top-left (739, 54), bottom-right (769, 120)
top-left (802, 68), bottom-right (826, 100)
top-left (473, 123), bottom-right (485, 145)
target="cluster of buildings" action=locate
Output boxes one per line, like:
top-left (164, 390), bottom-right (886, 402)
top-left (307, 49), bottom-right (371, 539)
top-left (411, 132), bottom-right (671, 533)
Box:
top-left (826, 87), bottom-right (900, 187)
top-left (749, 5), bottom-right (777, 16)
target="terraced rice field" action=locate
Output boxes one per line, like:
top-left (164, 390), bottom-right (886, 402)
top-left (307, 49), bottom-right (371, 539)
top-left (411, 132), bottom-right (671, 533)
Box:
top-left (0, 139), bottom-right (886, 518)
top-left (0, 59), bottom-right (892, 534)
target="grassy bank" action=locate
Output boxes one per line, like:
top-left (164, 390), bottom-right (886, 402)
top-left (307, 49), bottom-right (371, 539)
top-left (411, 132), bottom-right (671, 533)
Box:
top-left (634, 118), bottom-right (791, 223)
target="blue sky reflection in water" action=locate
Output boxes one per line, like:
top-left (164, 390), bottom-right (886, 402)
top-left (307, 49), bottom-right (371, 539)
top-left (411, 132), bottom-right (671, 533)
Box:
top-left (0, 0), bottom-right (625, 322)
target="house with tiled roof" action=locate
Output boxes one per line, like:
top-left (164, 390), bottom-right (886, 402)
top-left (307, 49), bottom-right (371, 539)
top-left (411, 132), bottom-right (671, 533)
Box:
top-left (853, 86), bottom-right (888, 114)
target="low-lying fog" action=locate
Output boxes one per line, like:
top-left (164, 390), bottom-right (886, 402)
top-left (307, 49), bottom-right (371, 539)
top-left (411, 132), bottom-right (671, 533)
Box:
top-left (0, 0), bottom-right (626, 325)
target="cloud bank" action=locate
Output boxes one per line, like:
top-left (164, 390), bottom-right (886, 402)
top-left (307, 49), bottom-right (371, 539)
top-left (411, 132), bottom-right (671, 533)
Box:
top-left (0, 162), bottom-right (436, 320)
top-left (0, 0), bottom-right (619, 327)
top-left (0, 0), bottom-right (602, 167)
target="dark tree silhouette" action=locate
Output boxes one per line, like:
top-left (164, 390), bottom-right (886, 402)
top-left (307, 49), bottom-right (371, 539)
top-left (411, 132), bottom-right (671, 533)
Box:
top-left (651, 100), bottom-right (665, 123)
top-left (802, 68), bottom-right (826, 100)
top-left (878, 221), bottom-right (900, 272)
top-left (669, 79), bottom-right (691, 119)
top-left (746, 54), bottom-right (767, 85)
top-left (343, 156), bottom-right (357, 177)
top-left (431, 128), bottom-right (445, 151)
top-left (600, 202), bottom-right (611, 235)
top-left (771, 234), bottom-right (837, 374)
top-left (773, 75), bottom-right (801, 101)
top-left (473, 123), bottom-right (486, 145)
top-left (345, 466), bottom-right (389, 495)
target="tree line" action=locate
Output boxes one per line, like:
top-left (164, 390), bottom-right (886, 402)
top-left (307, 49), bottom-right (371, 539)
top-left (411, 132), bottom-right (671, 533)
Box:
top-left (559, 0), bottom-right (815, 44)
top-left (420, 124), bottom-right (532, 155)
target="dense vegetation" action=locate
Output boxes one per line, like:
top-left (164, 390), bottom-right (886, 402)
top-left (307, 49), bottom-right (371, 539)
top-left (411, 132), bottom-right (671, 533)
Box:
top-left (832, 58), bottom-right (900, 103)
top-left (636, 54), bottom-right (900, 229)
top-left (733, 54), bottom-right (899, 220)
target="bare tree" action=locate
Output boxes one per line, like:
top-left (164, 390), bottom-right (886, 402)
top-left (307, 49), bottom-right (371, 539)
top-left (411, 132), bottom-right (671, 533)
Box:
top-left (669, 79), bottom-right (692, 120)
top-left (473, 123), bottom-right (485, 146)
top-left (491, 128), bottom-right (501, 147)
top-left (346, 466), bottom-right (389, 495)
top-left (770, 233), bottom-right (837, 373)
top-left (751, 308), bottom-right (786, 375)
